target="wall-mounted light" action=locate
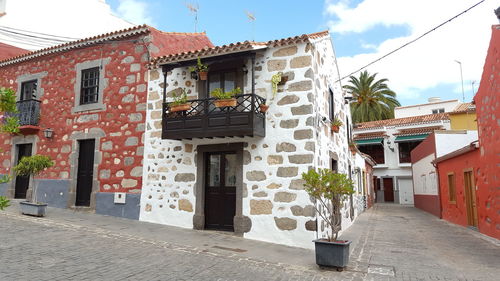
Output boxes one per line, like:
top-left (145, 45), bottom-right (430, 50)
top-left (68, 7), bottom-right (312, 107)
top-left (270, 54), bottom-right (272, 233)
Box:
top-left (344, 95), bottom-right (353, 104)
top-left (190, 71), bottom-right (198, 80)
top-left (242, 65), bottom-right (248, 74)
top-left (43, 128), bottom-right (54, 139)
top-left (386, 140), bottom-right (394, 151)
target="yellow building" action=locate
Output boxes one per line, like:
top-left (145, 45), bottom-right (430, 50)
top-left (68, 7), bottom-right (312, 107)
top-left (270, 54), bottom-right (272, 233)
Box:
top-left (449, 103), bottom-right (477, 130)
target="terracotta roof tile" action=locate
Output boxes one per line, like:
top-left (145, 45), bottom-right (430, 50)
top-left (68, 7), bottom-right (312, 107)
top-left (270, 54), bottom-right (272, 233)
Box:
top-left (0, 42), bottom-right (29, 60)
top-left (393, 126), bottom-right (444, 136)
top-left (150, 30), bottom-right (330, 67)
top-left (450, 102), bottom-right (475, 114)
top-left (0, 25), bottom-right (213, 67)
top-left (354, 113), bottom-right (449, 129)
top-left (353, 131), bottom-right (387, 140)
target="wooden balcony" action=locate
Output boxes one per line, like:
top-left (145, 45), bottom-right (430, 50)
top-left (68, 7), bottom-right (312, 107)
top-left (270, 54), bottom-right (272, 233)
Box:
top-left (162, 94), bottom-right (266, 140)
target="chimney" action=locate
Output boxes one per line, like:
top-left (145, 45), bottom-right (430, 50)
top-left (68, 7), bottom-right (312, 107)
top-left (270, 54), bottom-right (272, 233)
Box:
top-left (428, 97), bottom-right (442, 103)
top-left (495, 7), bottom-right (500, 23)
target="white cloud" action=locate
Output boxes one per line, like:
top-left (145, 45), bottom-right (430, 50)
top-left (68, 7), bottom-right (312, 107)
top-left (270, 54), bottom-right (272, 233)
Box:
top-left (326, 0), bottom-right (499, 101)
top-left (116, 0), bottom-right (154, 26)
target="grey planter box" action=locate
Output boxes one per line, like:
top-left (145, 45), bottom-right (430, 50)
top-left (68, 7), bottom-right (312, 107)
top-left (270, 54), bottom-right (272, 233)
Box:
top-left (313, 239), bottom-right (351, 270)
top-left (20, 201), bottom-right (47, 217)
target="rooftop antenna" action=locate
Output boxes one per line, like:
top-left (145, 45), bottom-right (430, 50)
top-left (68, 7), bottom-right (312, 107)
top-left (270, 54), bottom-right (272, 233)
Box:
top-left (185, 2), bottom-right (199, 32)
top-left (471, 80), bottom-right (477, 96)
top-left (245, 10), bottom-right (256, 41)
top-left (454, 60), bottom-right (465, 102)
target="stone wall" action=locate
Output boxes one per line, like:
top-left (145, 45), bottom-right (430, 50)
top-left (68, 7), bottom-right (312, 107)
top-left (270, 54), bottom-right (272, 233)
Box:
top-left (141, 36), bottom-right (358, 248)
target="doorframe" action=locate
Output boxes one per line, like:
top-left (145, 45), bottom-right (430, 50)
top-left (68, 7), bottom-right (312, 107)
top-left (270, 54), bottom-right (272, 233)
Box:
top-left (463, 168), bottom-right (478, 227)
top-left (67, 129), bottom-right (104, 210)
top-left (6, 135), bottom-right (38, 199)
top-left (192, 142), bottom-right (251, 235)
top-left (381, 176), bottom-right (395, 203)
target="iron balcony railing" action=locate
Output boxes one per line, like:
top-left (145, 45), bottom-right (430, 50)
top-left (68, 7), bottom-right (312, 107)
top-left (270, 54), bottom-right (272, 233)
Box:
top-left (16, 99), bottom-right (40, 126)
top-left (162, 93), bottom-right (266, 140)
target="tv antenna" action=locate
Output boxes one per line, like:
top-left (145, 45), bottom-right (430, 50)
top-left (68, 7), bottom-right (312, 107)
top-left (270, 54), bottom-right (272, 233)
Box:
top-left (185, 2), bottom-right (199, 32)
top-left (245, 10), bottom-right (256, 41)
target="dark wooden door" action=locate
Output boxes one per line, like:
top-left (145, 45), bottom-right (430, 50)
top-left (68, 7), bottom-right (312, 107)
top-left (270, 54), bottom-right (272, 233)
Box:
top-left (204, 152), bottom-right (237, 231)
top-left (383, 178), bottom-right (394, 202)
top-left (14, 143), bottom-right (32, 199)
top-left (75, 139), bottom-right (95, 206)
top-left (464, 171), bottom-right (478, 227)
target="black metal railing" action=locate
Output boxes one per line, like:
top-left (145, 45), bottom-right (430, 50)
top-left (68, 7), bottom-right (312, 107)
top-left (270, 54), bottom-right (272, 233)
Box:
top-left (162, 93), bottom-right (266, 140)
top-left (16, 99), bottom-right (40, 126)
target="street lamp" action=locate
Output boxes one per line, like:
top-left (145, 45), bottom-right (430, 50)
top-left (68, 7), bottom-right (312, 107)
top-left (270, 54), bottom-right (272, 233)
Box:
top-left (454, 60), bottom-right (465, 102)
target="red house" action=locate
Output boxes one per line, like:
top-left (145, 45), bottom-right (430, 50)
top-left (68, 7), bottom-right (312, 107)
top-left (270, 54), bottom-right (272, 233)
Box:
top-left (434, 24), bottom-right (500, 239)
top-left (0, 25), bottom-right (212, 219)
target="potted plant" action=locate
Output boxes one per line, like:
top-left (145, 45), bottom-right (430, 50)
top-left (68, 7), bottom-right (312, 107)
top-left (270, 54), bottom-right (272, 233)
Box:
top-left (331, 115), bottom-right (343, 133)
top-left (188, 57), bottom-right (209, 81)
top-left (169, 88), bottom-right (190, 112)
top-left (14, 155), bottom-right (54, 217)
top-left (210, 87), bottom-right (241, 108)
top-left (302, 169), bottom-right (355, 270)
top-left (348, 141), bottom-right (357, 156)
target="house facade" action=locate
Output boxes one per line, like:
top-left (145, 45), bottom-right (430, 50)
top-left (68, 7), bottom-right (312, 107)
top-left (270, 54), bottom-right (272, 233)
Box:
top-left (140, 31), bottom-right (361, 248)
top-left (449, 103), bottom-right (477, 130)
top-left (0, 25), bottom-right (212, 219)
top-left (394, 98), bottom-right (459, 118)
top-left (353, 113), bottom-right (451, 205)
top-left (410, 130), bottom-right (478, 217)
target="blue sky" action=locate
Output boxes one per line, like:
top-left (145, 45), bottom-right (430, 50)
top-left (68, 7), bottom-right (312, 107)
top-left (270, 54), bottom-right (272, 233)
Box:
top-left (107, 0), bottom-right (498, 106)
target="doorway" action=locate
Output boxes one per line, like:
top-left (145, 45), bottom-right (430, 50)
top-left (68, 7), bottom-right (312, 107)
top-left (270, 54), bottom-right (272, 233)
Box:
top-left (383, 177), bottom-right (394, 202)
top-left (14, 143), bottom-right (32, 199)
top-left (464, 170), bottom-right (478, 227)
top-left (204, 152), bottom-right (237, 231)
top-left (75, 139), bottom-right (95, 206)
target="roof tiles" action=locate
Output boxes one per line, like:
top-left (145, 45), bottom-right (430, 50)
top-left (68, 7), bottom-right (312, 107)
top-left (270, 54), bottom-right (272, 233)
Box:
top-left (355, 113), bottom-right (449, 129)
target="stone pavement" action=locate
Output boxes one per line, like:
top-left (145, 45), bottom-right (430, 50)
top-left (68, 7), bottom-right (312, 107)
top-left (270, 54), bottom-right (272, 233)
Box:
top-left (0, 202), bottom-right (498, 280)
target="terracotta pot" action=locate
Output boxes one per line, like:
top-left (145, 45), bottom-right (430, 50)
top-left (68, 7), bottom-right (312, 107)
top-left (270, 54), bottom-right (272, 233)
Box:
top-left (259, 104), bottom-right (269, 113)
top-left (170, 103), bottom-right (191, 112)
top-left (331, 125), bottom-right (340, 133)
top-left (214, 99), bottom-right (237, 107)
top-left (198, 71), bottom-right (208, 81)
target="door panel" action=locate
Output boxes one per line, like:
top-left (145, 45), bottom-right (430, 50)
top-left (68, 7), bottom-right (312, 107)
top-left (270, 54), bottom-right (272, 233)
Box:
top-left (75, 139), bottom-right (95, 206)
top-left (398, 178), bottom-right (414, 205)
top-left (383, 178), bottom-right (394, 202)
top-left (205, 152), bottom-right (236, 231)
top-left (464, 171), bottom-right (478, 227)
top-left (14, 144), bottom-right (32, 199)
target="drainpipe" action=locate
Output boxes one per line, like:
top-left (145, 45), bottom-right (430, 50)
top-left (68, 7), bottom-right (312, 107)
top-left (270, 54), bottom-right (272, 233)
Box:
top-left (251, 55), bottom-right (255, 94)
top-left (162, 65), bottom-right (168, 104)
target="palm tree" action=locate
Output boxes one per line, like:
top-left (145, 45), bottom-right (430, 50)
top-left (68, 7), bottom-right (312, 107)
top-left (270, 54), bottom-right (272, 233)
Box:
top-left (343, 70), bottom-right (400, 123)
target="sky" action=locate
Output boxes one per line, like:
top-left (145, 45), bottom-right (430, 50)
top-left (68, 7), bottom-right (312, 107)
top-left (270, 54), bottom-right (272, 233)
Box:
top-left (1, 0), bottom-right (499, 106)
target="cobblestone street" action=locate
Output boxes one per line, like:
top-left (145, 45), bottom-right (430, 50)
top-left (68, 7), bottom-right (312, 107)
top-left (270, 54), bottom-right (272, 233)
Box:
top-left (1, 203), bottom-right (498, 281)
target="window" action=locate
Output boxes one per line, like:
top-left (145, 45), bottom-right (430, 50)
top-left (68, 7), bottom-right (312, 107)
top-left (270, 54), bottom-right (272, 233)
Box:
top-left (447, 173), bottom-right (456, 202)
top-left (208, 70), bottom-right (237, 95)
top-left (331, 159), bottom-right (338, 173)
top-left (328, 88), bottom-right (334, 120)
top-left (358, 144), bottom-right (385, 164)
top-left (20, 80), bottom-right (37, 100)
top-left (432, 108), bottom-right (445, 114)
top-left (80, 67), bottom-right (100, 105)
top-left (398, 141), bottom-right (421, 163)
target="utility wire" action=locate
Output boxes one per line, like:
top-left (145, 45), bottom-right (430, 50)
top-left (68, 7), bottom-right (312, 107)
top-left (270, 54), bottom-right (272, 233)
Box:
top-left (337, 0), bottom-right (485, 82)
top-left (0, 30), bottom-right (64, 46)
top-left (0, 25), bottom-right (80, 40)
top-left (0, 27), bottom-right (73, 43)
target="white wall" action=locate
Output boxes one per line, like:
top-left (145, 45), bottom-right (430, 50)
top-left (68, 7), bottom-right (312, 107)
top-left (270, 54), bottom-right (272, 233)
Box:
top-left (435, 131), bottom-right (478, 157)
top-left (412, 154), bottom-right (438, 196)
top-left (394, 100), bottom-right (459, 118)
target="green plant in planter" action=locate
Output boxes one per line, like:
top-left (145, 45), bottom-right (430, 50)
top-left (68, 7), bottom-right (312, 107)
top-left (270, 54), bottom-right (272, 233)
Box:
top-left (188, 57), bottom-right (209, 73)
top-left (210, 87), bottom-right (242, 100)
top-left (170, 88), bottom-right (188, 106)
top-left (331, 115), bottom-right (343, 127)
top-left (302, 169), bottom-right (354, 241)
top-left (14, 155), bottom-right (54, 204)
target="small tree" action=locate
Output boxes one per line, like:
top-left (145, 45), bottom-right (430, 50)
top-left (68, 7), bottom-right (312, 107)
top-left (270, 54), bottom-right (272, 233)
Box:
top-left (302, 169), bottom-right (354, 241)
top-left (14, 155), bottom-right (54, 204)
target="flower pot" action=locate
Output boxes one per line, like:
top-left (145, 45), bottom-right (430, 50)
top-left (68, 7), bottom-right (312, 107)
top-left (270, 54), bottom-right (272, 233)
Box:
top-left (20, 201), bottom-right (47, 217)
top-left (170, 104), bottom-right (191, 112)
top-left (259, 104), bottom-right (269, 113)
top-left (214, 98), bottom-right (237, 108)
top-left (313, 239), bottom-right (351, 270)
top-left (198, 71), bottom-right (208, 81)
top-left (331, 125), bottom-right (340, 133)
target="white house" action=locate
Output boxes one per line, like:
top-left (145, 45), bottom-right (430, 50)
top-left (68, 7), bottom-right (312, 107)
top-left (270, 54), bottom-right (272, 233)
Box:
top-left (138, 31), bottom-right (365, 249)
top-left (394, 97), bottom-right (460, 118)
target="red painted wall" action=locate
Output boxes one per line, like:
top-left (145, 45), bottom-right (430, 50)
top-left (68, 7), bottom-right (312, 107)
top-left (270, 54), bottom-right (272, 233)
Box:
top-left (411, 133), bottom-right (435, 163)
top-left (0, 34), bottom-right (149, 193)
top-left (436, 149), bottom-right (481, 231)
top-left (473, 25), bottom-right (500, 239)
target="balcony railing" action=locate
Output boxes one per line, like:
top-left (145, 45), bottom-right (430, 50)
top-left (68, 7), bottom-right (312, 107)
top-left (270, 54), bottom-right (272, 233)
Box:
top-left (16, 99), bottom-right (40, 126)
top-left (162, 93), bottom-right (266, 140)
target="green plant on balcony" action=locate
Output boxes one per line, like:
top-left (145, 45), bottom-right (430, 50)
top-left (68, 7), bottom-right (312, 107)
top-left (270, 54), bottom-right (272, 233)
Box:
top-left (210, 87), bottom-right (241, 107)
top-left (169, 88), bottom-right (190, 112)
top-left (188, 57), bottom-right (209, 80)
top-left (0, 87), bottom-right (19, 134)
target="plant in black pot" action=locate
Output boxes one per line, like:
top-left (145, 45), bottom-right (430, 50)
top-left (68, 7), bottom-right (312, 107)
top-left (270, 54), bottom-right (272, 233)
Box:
top-left (14, 155), bottom-right (54, 217)
top-left (302, 168), bottom-right (355, 270)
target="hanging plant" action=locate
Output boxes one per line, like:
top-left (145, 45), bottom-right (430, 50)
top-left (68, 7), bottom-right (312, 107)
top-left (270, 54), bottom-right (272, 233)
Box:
top-left (189, 57), bottom-right (209, 80)
top-left (331, 115), bottom-right (343, 133)
top-left (271, 72), bottom-right (282, 97)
